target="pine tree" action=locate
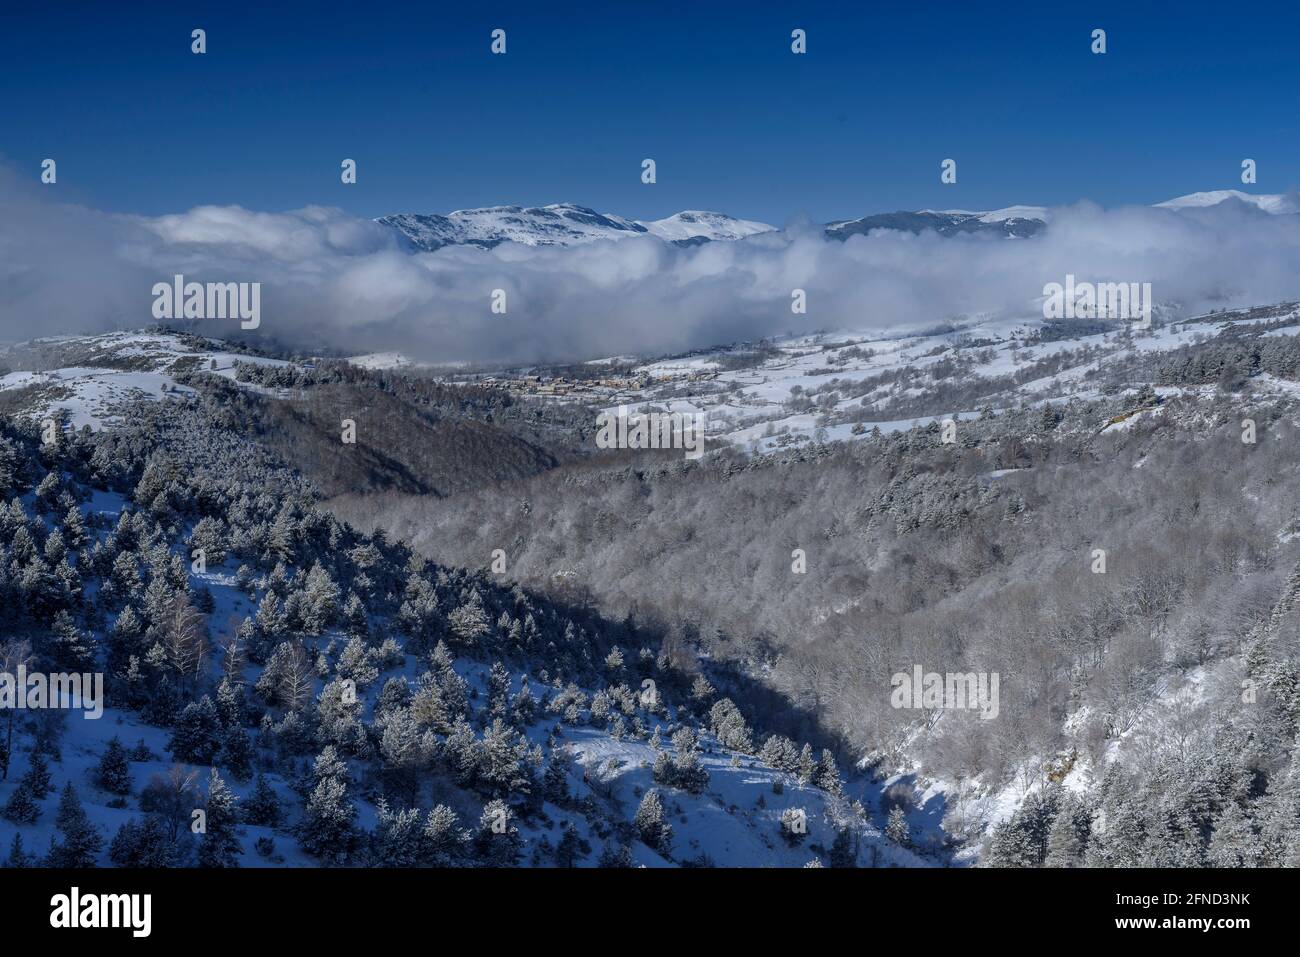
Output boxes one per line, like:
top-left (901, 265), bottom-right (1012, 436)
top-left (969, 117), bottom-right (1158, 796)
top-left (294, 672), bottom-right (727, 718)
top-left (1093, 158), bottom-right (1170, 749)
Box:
top-left (634, 789), bottom-right (673, 854)
top-left (5, 832), bottom-right (32, 868)
top-left (219, 725), bottom-right (255, 781)
top-left (885, 806), bottom-right (911, 849)
top-left (448, 593), bottom-right (491, 646)
top-left (423, 804), bottom-right (464, 865)
top-left (168, 695), bottom-right (223, 763)
top-left (1044, 794), bottom-right (1091, 868)
top-left (108, 817), bottom-right (175, 867)
top-left (712, 696), bottom-right (754, 748)
top-left (815, 749), bottom-right (843, 794)
top-left (829, 827), bottom-right (858, 867)
top-left (475, 798), bottom-right (522, 866)
top-left (243, 774), bottom-right (283, 828)
top-left (371, 799), bottom-right (424, 867)
top-left (797, 743), bottom-right (816, 784)
top-left (554, 823), bottom-right (585, 867)
top-left (197, 768), bottom-right (242, 867)
top-left (96, 736), bottom-right (132, 795)
top-left (107, 605), bottom-right (146, 676)
top-left (45, 783), bottom-right (103, 867)
top-left (2, 782), bottom-right (40, 824)
top-left (297, 748), bottom-right (357, 862)
top-left (20, 751), bottom-right (52, 800)
top-left (301, 562), bottom-right (342, 634)
top-left (49, 610), bottom-right (95, 672)
top-left (597, 843), bottom-right (635, 868)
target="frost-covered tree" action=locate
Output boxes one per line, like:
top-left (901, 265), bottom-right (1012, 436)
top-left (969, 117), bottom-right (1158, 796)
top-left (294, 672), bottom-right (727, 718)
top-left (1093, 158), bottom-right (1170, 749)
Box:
top-left (634, 789), bottom-right (672, 854)
top-left (371, 799), bottom-right (424, 867)
top-left (474, 798), bottom-right (522, 866)
top-left (423, 804), bottom-right (465, 865)
top-left (708, 699), bottom-right (753, 753)
top-left (169, 695), bottom-right (223, 764)
top-left (885, 806), bottom-right (912, 849)
top-left (297, 747), bottom-right (357, 862)
top-left (449, 593), bottom-right (491, 646)
top-left (197, 768), bottom-right (242, 868)
top-left (49, 610), bottom-right (95, 672)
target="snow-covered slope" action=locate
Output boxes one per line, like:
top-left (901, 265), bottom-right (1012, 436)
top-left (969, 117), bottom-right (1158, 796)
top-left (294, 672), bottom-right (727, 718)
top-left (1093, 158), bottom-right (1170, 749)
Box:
top-left (0, 331), bottom-right (296, 430)
top-left (637, 210), bottom-right (774, 243)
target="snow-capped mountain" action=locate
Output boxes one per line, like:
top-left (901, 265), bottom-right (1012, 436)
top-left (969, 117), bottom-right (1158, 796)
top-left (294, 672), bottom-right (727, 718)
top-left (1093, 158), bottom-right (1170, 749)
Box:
top-left (378, 203), bottom-right (774, 251)
top-left (378, 191), bottom-right (1300, 253)
top-left (1154, 189), bottom-right (1300, 214)
top-left (825, 209), bottom-right (1046, 240)
top-left (639, 210), bottom-right (775, 244)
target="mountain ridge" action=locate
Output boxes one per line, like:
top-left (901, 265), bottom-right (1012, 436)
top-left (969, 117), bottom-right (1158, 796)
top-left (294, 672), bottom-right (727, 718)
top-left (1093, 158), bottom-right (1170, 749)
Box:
top-left (379, 190), bottom-right (1300, 252)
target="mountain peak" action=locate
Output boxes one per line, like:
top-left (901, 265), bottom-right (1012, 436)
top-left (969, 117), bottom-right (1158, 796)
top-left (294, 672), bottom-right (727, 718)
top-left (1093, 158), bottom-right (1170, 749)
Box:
top-left (1155, 189), bottom-right (1300, 214)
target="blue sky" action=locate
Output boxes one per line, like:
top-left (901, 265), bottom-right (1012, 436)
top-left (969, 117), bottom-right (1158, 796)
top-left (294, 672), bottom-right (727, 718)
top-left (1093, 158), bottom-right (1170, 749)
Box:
top-left (2, 0), bottom-right (1297, 223)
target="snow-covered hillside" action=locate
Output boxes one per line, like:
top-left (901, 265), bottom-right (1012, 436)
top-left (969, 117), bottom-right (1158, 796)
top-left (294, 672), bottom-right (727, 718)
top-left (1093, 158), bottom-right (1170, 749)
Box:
top-left (531, 303), bottom-right (1296, 455)
top-left (0, 421), bottom-right (934, 868)
top-left (0, 332), bottom-right (297, 431)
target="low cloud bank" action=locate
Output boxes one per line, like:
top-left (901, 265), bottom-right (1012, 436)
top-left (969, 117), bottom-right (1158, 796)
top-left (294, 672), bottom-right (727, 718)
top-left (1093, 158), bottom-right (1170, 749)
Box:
top-left (5, 166), bottom-right (1300, 364)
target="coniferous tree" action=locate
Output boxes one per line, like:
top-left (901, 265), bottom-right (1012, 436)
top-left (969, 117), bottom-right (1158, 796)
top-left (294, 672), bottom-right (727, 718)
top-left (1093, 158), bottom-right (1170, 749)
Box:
top-left (553, 823), bottom-right (585, 867)
top-left (197, 768), bottom-right (242, 867)
top-left (45, 783), bottom-right (103, 867)
top-left (423, 804), bottom-right (464, 865)
top-left (474, 798), bottom-right (522, 866)
top-left (5, 832), bottom-right (33, 868)
top-left (96, 736), bottom-right (133, 795)
top-left (1044, 793), bottom-right (1092, 868)
top-left (1207, 801), bottom-right (1260, 868)
top-left (634, 789), bottom-right (673, 854)
top-left (371, 799), bottom-right (424, 867)
top-left (829, 827), bottom-right (858, 867)
top-left (597, 843), bottom-right (636, 868)
top-left (885, 806), bottom-right (912, 849)
top-left (297, 747), bottom-right (358, 862)
top-left (20, 751), bottom-right (52, 800)
top-left (243, 774), bottom-right (283, 828)
top-left (49, 610), bottom-right (95, 672)
top-left (2, 782), bottom-right (40, 824)
top-left (168, 696), bottom-right (223, 764)
top-left (108, 817), bottom-right (175, 867)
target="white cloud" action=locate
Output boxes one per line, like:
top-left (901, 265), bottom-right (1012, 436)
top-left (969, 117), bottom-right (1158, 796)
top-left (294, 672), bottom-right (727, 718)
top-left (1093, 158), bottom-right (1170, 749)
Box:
top-left (4, 164), bottom-right (1300, 364)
